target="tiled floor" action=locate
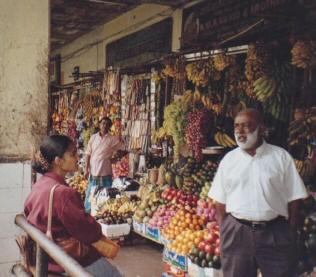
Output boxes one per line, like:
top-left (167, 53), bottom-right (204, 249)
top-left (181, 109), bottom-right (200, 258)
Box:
top-left (110, 235), bottom-right (164, 277)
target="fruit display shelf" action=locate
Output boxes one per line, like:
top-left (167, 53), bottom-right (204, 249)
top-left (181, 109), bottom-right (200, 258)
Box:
top-left (201, 147), bottom-right (224, 155)
top-left (133, 228), bottom-right (163, 245)
top-left (132, 219), bottom-right (146, 234)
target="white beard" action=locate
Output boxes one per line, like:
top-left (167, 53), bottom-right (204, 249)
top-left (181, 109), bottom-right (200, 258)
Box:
top-left (234, 127), bottom-right (259, 150)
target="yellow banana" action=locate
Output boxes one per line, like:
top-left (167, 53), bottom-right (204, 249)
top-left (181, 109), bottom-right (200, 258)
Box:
top-left (214, 132), bottom-right (221, 146)
top-left (223, 133), bottom-right (237, 147)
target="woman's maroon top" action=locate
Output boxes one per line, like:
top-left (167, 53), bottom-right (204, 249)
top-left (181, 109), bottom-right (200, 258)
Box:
top-left (24, 172), bottom-right (101, 272)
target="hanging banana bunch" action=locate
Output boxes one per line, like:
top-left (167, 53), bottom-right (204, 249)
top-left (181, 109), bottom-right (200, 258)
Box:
top-left (214, 131), bottom-right (236, 148)
top-left (253, 75), bottom-right (277, 102)
top-left (291, 40), bottom-right (316, 69)
top-left (294, 159), bottom-right (315, 179)
top-left (213, 53), bottom-right (236, 72)
top-left (245, 42), bottom-right (272, 98)
top-left (186, 61), bottom-right (210, 87)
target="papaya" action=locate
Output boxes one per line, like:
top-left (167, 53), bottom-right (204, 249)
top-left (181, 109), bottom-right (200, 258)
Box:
top-left (165, 171), bottom-right (175, 186)
top-left (175, 175), bottom-right (183, 189)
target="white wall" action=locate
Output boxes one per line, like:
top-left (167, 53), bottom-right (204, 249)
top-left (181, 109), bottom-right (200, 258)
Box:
top-left (0, 163), bottom-right (31, 276)
top-left (0, 0), bottom-right (49, 275)
top-left (52, 4), bottom-right (183, 85)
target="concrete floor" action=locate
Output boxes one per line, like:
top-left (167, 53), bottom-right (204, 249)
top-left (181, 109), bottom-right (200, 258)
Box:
top-left (109, 235), bottom-right (164, 277)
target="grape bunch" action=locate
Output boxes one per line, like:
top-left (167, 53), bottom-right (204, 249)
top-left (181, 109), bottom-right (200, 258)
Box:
top-left (186, 109), bottom-right (212, 161)
top-left (163, 99), bottom-right (189, 161)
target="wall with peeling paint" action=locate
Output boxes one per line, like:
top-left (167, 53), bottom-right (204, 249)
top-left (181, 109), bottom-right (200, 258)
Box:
top-left (0, 0), bottom-right (49, 274)
top-left (0, 0), bottom-right (49, 161)
top-left (52, 4), bottom-right (183, 85)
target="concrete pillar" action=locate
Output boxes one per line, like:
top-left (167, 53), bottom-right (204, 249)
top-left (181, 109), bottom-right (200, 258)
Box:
top-left (172, 8), bottom-right (183, 52)
top-left (0, 0), bottom-right (49, 275)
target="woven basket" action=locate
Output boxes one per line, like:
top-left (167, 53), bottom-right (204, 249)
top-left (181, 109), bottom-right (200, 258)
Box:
top-left (92, 236), bottom-right (120, 259)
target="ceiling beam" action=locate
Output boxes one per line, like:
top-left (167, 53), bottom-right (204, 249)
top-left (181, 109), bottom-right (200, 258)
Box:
top-left (85, 0), bottom-right (130, 6)
top-left (135, 0), bottom-right (190, 7)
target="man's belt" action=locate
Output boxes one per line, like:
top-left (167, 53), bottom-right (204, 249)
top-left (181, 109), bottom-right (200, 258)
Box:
top-left (231, 215), bottom-right (286, 229)
top-left (90, 175), bottom-right (111, 181)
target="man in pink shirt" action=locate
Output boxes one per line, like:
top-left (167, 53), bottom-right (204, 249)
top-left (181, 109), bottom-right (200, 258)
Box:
top-left (84, 117), bottom-right (125, 212)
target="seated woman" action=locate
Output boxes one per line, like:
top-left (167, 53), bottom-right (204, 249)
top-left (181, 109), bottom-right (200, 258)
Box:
top-left (24, 134), bottom-right (122, 276)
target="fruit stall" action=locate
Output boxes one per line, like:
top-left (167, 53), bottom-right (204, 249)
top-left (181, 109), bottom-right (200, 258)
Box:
top-left (48, 1), bottom-right (316, 276)
top-left (50, 39), bottom-right (316, 277)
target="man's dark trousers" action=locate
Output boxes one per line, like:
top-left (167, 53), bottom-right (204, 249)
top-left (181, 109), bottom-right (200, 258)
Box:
top-left (220, 214), bottom-right (297, 277)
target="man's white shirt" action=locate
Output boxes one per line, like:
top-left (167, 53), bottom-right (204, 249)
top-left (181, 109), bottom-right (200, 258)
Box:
top-left (208, 141), bottom-right (308, 221)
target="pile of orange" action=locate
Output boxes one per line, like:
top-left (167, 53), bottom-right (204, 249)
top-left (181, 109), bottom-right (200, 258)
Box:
top-left (168, 229), bottom-right (208, 255)
top-left (162, 209), bottom-right (206, 240)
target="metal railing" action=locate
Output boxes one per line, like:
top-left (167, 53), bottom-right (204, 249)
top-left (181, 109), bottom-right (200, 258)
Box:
top-left (14, 214), bottom-right (93, 277)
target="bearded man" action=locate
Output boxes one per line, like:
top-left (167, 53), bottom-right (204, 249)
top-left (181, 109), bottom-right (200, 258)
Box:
top-left (208, 108), bottom-right (307, 277)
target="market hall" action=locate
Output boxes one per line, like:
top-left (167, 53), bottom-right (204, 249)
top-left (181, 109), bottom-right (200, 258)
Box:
top-left (1, 0), bottom-right (316, 276)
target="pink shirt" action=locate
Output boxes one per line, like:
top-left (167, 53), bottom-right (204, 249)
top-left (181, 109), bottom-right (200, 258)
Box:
top-left (86, 132), bottom-right (125, 176)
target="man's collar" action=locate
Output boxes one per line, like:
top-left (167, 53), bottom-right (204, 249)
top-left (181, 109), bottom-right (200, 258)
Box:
top-left (98, 132), bottom-right (110, 138)
top-left (255, 139), bottom-right (267, 155)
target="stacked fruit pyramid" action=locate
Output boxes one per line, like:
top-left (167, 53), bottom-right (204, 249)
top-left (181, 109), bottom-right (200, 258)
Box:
top-left (131, 156), bottom-right (222, 272)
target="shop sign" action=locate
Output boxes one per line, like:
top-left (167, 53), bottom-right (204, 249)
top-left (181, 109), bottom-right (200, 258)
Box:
top-left (106, 18), bottom-right (172, 68)
top-left (163, 247), bottom-right (188, 272)
top-left (145, 225), bottom-right (161, 242)
top-left (182, 0), bottom-right (293, 49)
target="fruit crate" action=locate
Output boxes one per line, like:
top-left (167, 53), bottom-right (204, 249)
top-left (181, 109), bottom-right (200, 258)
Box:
top-left (163, 247), bottom-right (188, 272)
top-left (145, 225), bottom-right (161, 243)
top-left (188, 259), bottom-right (223, 277)
top-left (100, 223), bottom-right (131, 238)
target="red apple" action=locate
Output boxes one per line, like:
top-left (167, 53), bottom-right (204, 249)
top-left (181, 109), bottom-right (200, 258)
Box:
top-left (215, 238), bottom-right (220, 246)
top-left (192, 195), bottom-right (199, 203)
top-left (187, 195), bottom-right (193, 202)
top-left (206, 221), bottom-right (217, 230)
top-left (204, 233), bottom-right (216, 244)
top-left (198, 241), bottom-right (206, 251)
top-left (204, 244), bottom-right (214, 255)
top-left (167, 195), bottom-right (174, 201)
top-left (162, 191), bottom-right (168, 199)
top-left (214, 246), bottom-right (221, 256)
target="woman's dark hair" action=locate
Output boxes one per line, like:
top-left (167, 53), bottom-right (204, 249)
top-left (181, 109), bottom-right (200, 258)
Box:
top-left (32, 135), bottom-right (73, 174)
top-left (99, 116), bottom-right (112, 127)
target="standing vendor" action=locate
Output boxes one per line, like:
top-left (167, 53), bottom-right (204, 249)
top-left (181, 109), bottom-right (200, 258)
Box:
top-left (84, 117), bottom-right (126, 213)
top-left (209, 108), bottom-right (307, 277)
